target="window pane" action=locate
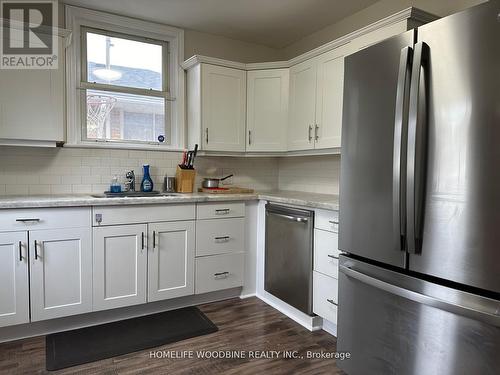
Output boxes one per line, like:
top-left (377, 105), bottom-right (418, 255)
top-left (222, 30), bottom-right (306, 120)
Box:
top-left (86, 89), bottom-right (169, 144)
top-left (86, 31), bottom-right (163, 90)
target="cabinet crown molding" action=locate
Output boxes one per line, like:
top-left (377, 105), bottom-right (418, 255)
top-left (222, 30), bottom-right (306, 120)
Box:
top-left (181, 7), bottom-right (438, 71)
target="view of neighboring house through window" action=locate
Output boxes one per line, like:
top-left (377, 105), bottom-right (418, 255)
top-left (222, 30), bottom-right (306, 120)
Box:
top-left (83, 29), bottom-right (170, 145)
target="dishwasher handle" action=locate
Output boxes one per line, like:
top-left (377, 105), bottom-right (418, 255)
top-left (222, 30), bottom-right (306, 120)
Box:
top-left (267, 211), bottom-right (309, 223)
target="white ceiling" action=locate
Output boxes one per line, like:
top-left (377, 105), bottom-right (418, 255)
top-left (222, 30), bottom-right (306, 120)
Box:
top-left (63, 0), bottom-right (380, 49)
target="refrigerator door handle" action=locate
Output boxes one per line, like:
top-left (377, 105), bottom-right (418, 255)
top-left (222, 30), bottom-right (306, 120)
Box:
top-left (393, 46), bottom-right (413, 251)
top-left (406, 41), bottom-right (429, 254)
top-left (340, 264), bottom-right (500, 327)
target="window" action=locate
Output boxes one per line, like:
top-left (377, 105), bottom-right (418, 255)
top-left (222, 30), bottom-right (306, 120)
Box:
top-left (66, 6), bottom-right (184, 149)
top-left (82, 29), bottom-right (169, 145)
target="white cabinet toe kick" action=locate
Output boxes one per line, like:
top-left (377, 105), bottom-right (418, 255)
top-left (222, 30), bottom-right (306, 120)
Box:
top-left (0, 202), bottom-right (248, 340)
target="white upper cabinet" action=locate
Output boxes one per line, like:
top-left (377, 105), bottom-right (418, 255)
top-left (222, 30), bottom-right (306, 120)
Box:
top-left (0, 35), bottom-right (65, 146)
top-left (314, 48), bottom-right (346, 149)
top-left (246, 69), bottom-right (289, 152)
top-left (187, 63), bottom-right (247, 152)
top-left (29, 227), bottom-right (92, 321)
top-left (288, 48), bottom-right (346, 151)
top-left (0, 231), bottom-right (29, 328)
top-left (288, 59), bottom-right (318, 151)
top-left (148, 221), bottom-right (195, 302)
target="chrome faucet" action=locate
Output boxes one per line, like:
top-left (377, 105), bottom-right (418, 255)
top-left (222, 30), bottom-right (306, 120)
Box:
top-left (125, 170), bottom-right (135, 192)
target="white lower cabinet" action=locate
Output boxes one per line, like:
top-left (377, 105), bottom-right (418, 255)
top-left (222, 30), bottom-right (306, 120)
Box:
top-left (313, 209), bottom-right (340, 326)
top-left (148, 221), bottom-right (195, 302)
top-left (196, 217), bottom-right (245, 257)
top-left (195, 253), bottom-right (244, 294)
top-left (93, 224), bottom-right (147, 311)
top-left (0, 202), bottom-right (246, 327)
top-left (30, 228), bottom-right (92, 321)
top-left (314, 229), bottom-right (340, 279)
top-left (0, 231), bottom-right (29, 328)
top-left (313, 271), bottom-right (338, 323)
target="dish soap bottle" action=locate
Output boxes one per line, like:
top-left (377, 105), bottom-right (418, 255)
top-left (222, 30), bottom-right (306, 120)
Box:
top-left (141, 164), bottom-right (154, 192)
top-left (110, 176), bottom-right (121, 193)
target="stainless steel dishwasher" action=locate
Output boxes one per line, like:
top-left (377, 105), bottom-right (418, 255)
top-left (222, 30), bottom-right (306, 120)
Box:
top-left (265, 204), bottom-right (314, 315)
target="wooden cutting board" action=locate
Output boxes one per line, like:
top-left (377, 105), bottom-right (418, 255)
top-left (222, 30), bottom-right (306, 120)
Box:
top-left (198, 187), bottom-right (255, 194)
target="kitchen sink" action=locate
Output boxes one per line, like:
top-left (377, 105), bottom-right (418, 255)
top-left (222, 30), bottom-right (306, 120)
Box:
top-left (91, 191), bottom-right (179, 198)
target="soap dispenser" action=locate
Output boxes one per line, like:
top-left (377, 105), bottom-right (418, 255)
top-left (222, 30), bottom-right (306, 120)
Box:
top-left (141, 164), bottom-right (154, 192)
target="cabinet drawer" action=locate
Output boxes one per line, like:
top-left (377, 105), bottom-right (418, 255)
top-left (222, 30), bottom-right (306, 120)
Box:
top-left (314, 229), bottom-right (340, 279)
top-left (315, 209), bottom-right (339, 233)
top-left (195, 253), bottom-right (244, 294)
top-left (92, 204), bottom-right (195, 226)
top-left (313, 271), bottom-right (338, 324)
top-left (197, 202), bottom-right (245, 220)
top-left (196, 218), bottom-right (245, 256)
top-left (0, 207), bottom-right (91, 232)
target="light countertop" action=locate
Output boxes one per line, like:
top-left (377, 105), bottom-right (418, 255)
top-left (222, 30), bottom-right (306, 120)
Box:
top-left (0, 190), bottom-right (339, 211)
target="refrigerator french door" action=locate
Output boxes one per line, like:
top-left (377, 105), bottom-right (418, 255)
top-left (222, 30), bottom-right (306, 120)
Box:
top-left (338, 1), bottom-right (500, 374)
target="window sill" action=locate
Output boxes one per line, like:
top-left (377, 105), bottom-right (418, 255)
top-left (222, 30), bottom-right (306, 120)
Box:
top-left (63, 141), bottom-right (184, 152)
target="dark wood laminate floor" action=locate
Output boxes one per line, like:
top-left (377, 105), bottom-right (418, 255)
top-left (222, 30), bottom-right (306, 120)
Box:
top-left (0, 297), bottom-right (344, 375)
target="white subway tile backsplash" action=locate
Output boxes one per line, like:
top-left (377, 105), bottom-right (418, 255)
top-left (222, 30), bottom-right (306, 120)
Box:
top-left (0, 147), bottom-right (340, 196)
top-left (0, 147), bottom-right (280, 195)
top-left (278, 155), bottom-right (340, 195)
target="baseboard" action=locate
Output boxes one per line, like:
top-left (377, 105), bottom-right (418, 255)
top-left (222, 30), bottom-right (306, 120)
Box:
top-left (322, 319), bottom-right (338, 337)
top-left (239, 293), bottom-right (256, 299)
top-left (0, 288), bottom-right (242, 343)
top-left (256, 292), bottom-right (322, 331)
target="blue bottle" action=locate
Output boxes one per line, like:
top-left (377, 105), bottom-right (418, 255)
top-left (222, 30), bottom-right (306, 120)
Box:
top-left (141, 164), bottom-right (154, 192)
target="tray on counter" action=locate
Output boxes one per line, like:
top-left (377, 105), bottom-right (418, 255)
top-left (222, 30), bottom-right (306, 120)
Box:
top-left (198, 187), bottom-right (255, 194)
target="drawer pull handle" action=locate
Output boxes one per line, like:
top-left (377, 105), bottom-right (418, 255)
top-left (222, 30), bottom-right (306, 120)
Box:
top-left (327, 299), bottom-right (338, 306)
top-left (214, 236), bottom-right (230, 243)
top-left (16, 218), bottom-right (40, 222)
top-left (327, 254), bottom-right (339, 260)
top-left (214, 271), bottom-right (230, 279)
top-left (328, 220), bottom-right (339, 225)
top-left (215, 209), bottom-right (230, 215)
top-left (153, 231), bottom-right (156, 249)
top-left (19, 241), bottom-right (23, 262)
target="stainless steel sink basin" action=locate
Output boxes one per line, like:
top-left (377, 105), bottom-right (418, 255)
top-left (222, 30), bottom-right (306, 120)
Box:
top-left (91, 191), bottom-right (177, 198)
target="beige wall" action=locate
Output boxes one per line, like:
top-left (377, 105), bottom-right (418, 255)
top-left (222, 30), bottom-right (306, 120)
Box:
top-left (184, 29), bottom-right (283, 63)
top-left (282, 0), bottom-right (486, 59)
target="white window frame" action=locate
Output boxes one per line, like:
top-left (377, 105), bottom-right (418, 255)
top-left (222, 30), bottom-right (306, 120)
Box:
top-left (65, 5), bottom-right (185, 150)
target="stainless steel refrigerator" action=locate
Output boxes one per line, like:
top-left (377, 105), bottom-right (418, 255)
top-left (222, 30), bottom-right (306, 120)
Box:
top-left (338, 1), bottom-right (500, 374)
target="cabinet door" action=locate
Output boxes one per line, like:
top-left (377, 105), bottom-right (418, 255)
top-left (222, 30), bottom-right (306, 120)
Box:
top-left (201, 64), bottom-right (246, 152)
top-left (93, 224), bottom-right (147, 311)
top-left (288, 59), bottom-right (317, 151)
top-left (246, 69), bottom-right (289, 152)
top-left (148, 221), bottom-right (195, 302)
top-left (0, 37), bottom-right (64, 143)
top-left (30, 228), bottom-right (92, 321)
top-left (315, 49), bottom-right (345, 149)
top-left (0, 231), bottom-right (29, 328)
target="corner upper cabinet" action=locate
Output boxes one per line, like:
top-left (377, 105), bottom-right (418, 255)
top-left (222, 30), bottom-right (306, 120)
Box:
top-left (187, 63), bottom-right (246, 152)
top-left (246, 69), bottom-right (289, 152)
top-left (0, 30), bottom-right (67, 146)
top-left (288, 59), bottom-right (318, 151)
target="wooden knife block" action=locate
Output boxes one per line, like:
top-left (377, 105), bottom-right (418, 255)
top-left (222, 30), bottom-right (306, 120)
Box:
top-left (175, 166), bottom-right (196, 193)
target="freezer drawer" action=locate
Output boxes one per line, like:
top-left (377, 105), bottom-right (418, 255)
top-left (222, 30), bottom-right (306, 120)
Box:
top-left (337, 256), bottom-right (500, 375)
